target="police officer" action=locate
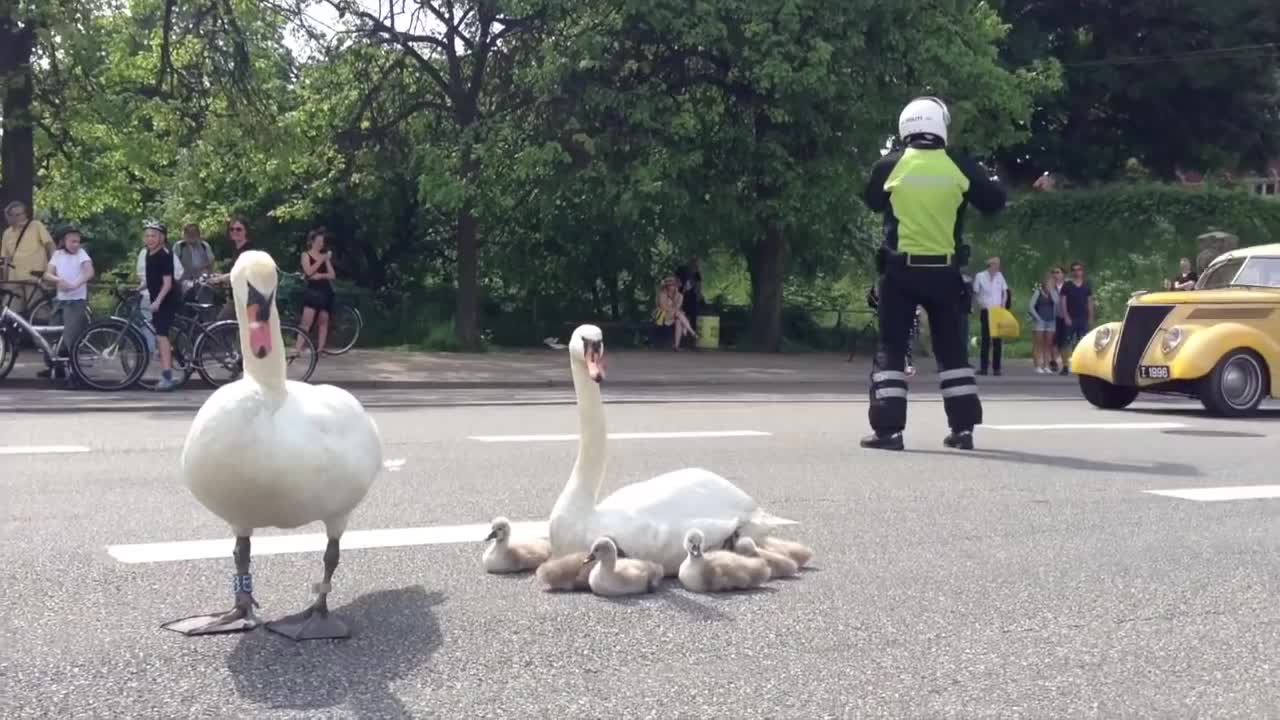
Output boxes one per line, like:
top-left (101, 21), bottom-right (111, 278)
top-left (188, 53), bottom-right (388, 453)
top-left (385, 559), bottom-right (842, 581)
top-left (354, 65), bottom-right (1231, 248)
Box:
top-left (860, 96), bottom-right (1007, 451)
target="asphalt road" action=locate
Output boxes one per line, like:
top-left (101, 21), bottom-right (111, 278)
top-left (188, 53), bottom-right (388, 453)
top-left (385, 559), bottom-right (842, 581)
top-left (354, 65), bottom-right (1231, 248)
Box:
top-left (3, 390), bottom-right (1280, 718)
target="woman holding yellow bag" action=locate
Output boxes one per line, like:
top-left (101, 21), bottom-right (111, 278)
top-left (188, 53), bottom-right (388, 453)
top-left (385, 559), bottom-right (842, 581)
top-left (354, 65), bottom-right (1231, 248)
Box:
top-left (972, 257), bottom-right (1010, 375)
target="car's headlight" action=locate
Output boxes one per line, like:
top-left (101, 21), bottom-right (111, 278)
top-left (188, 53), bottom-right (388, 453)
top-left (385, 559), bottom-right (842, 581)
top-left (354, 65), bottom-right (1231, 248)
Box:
top-left (1161, 326), bottom-right (1184, 354)
top-left (1093, 326), bottom-right (1114, 352)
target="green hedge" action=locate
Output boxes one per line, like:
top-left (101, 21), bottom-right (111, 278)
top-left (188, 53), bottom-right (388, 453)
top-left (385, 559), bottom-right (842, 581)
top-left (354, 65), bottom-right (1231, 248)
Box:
top-left (967, 185), bottom-right (1280, 324)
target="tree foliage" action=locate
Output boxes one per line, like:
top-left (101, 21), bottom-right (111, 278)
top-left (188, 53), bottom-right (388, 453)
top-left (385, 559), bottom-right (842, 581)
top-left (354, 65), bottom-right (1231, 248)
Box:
top-left (994, 0), bottom-right (1280, 184)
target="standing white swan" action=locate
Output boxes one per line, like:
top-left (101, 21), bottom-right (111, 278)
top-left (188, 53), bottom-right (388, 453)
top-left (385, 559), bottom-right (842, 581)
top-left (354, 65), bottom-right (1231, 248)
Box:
top-left (162, 250), bottom-right (383, 641)
top-left (547, 324), bottom-right (796, 575)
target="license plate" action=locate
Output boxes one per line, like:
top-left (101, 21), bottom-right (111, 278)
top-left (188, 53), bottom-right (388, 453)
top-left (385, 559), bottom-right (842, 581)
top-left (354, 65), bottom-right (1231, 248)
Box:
top-left (1139, 365), bottom-right (1170, 380)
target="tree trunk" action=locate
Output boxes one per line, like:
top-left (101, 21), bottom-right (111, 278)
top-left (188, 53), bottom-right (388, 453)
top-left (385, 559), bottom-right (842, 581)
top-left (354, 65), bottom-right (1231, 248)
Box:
top-left (747, 220), bottom-right (789, 352)
top-left (454, 204), bottom-right (482, 349)
top-left (0, 22), bottom-right (37, 208)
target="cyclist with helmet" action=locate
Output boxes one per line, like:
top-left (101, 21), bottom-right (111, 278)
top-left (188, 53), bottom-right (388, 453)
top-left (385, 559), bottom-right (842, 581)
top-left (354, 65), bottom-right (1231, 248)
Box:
top-left (142, 220), bottom-right (181, 391)
top-left (860, 96), bottom-right (1007, 451)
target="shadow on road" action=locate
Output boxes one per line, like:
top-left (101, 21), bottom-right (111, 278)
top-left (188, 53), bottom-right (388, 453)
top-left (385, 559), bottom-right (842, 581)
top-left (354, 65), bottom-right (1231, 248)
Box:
top-left (907, 448), bottom-right (1201, 477)
top-left (226, 586), bottom-right (443, 720)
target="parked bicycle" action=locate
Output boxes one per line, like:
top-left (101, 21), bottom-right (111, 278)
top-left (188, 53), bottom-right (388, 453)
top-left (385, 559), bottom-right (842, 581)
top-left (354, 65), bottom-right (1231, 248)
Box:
top-left (192, 317), bottom-right (320, 387)
top-left (277, 270), bottom-right (363, 355)
top-left (0, 287), bottom-right (144, 390)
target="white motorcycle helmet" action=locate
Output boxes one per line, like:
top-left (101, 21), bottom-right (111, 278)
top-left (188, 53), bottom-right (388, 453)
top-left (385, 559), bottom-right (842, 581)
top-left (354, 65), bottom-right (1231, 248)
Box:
top-left (898, 96), bottom-right (951, 145)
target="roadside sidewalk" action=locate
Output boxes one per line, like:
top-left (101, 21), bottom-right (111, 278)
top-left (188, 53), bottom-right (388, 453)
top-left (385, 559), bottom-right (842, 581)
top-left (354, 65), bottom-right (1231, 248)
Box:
top-left (3, 347), bottom-right (1060, 390)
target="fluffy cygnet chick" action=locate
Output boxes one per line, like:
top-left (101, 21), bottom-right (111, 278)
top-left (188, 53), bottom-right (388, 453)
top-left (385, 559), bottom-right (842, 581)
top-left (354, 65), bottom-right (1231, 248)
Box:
top-left (535, 552), bottom-right (594, 591)
top-left (735, 537), bottom-right (799, 578)
top-left (760, 536), bottom-right (815, 568)
top-left (585, 537), bottom-right (664, 597)
top-left (678, 529), bottom-right (771, 593)
top-left (483, 516), bottom-right (551, 574)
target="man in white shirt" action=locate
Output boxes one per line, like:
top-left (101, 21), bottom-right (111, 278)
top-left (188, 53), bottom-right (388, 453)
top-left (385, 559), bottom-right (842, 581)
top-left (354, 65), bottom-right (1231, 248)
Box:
top-left (972, 256), bottom-right (1009, 375)
top-left (42, 225), bottom-right (95, 384)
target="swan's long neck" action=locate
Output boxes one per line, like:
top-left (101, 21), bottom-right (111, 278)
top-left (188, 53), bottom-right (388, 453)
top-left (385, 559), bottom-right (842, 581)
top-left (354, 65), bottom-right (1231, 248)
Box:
top-left (235, 297), bottom-right (287, 402)
top-left (552, 359), bottom-right (607, 521)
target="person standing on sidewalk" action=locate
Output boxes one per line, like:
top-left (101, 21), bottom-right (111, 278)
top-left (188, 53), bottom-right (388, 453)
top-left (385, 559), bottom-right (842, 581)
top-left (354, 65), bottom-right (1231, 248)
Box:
top-left (214, 217), bottom-right (255, 321)
top-left (1, 201), bottom-right (55, 314)
top-left (143, 221), bottom-right (181, 391)
top-left (675, 256), bottom-right (702, 345)
top-left (859, 95), bottom-right (1007, 452)
top-left (40, 225), bottom-right (94, 386)
top-left (973, 256), bottom-right (1010, 376)
top-left (1058, 261), bottom-right (1094, 375)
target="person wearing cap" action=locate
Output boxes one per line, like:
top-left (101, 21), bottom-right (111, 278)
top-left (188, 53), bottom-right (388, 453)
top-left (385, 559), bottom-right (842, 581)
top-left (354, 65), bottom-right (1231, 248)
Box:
top-left (859, 95), bottom-right (1007, 452)
top-left (39, 225), bottom-right (94, 385)
top-left (142, 221), bottom-right (180, 391)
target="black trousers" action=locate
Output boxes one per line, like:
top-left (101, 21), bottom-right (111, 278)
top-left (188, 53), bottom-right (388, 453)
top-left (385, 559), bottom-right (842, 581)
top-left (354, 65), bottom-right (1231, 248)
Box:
top-left (979, 309), bottom-right (1002, 372)
top-left (869, 265), bottom-right (981, 436)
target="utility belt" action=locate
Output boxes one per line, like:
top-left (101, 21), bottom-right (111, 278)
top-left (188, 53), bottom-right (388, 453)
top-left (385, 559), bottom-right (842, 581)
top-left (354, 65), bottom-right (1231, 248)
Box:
top-left (875, 244), bottom-right (970, 273)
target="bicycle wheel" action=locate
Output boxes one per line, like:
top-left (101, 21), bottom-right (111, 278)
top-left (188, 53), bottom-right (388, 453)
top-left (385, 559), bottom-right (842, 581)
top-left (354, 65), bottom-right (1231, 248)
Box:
top-left (0, 328), bottom-right (18, 381)
top-left (193, 320), bottom-right (243, 388)
top-left (137, 315), bottom-right (198, 389)
top-left (323, 305), bottom-right (362, 355)
top-left (280, 323), bottom-right (319, 382)
top-left (70, 319), bottom-right (150, 391)
top-left (26, 298), bottom-right (53, 326)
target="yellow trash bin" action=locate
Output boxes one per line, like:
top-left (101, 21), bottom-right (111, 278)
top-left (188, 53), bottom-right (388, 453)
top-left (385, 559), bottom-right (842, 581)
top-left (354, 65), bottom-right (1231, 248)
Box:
top-left (696, 315), bottom-right (720, 349)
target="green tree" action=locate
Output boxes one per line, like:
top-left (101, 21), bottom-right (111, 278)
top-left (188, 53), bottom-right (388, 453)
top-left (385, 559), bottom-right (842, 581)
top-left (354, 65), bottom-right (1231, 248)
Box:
top-left (994, 0), bottom-right (1280, 184)
top-left (315, 0), bottom-right (545, 350)
top-left (533, 0), bottom-right (1059, 350)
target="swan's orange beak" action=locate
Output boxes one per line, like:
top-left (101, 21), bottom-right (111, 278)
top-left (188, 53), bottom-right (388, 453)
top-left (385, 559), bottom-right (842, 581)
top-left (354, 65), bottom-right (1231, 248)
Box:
top-left (587, 349), bottom-right (605, 383)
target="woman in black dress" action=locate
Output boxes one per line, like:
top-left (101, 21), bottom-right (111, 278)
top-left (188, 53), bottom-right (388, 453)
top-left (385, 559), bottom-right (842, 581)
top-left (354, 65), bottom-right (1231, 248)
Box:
top-left (295, 228), bottom-right (337, 355)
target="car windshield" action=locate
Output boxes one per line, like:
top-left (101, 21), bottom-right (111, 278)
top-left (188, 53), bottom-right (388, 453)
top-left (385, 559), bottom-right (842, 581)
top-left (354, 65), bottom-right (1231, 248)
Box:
top-left (1196, 256), bottom-right (1280, 290)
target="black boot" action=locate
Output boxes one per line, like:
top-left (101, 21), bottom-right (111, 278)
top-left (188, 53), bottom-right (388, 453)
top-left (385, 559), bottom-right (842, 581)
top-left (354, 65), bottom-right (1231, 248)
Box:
top-left (943, 430), bottom-right (974, 450)
top-left (861, 432), bottom-right (904, 451)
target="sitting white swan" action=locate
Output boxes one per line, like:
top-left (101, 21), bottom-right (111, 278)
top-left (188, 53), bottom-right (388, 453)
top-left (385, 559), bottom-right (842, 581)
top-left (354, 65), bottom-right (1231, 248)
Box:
top-left (585, 537), bottom-right (664, 597)
top-left (548, 324), bottom-right (796, 575)
top-left (679, 529), bottom-right (772, 592)
top-left (483, 516), bottom-right (551, 573)
top-left (162, 250), bottom-right (383, 641)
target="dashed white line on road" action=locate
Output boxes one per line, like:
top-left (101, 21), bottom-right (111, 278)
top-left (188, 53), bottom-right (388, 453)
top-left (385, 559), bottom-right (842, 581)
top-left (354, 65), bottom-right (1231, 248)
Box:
top-left (1144, 485), bottom-right (1280, 502)
top-left (107, 516), bottom-right (800, 564)
top-left (0, 445), bottom-right (91, 455)
top-left (468, 430), bottom-right (772, 442)
top-left (981, 422), bottom-right (1187, 431)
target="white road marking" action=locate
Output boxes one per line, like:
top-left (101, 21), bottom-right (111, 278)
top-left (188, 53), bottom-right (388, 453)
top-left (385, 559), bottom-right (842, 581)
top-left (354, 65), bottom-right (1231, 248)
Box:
top-left (106, 516), bottom-right (800, 564)
top-left (981, 422), bottom-right (1187, 431)
top-left (0, 445), bottom-right (91, 455)
top-left (468, 430), bottom-right (772, 442)
top-left (1144, 485), bottom-right (1280, 502)
top-left (382, 458), bottom-right (406, 472)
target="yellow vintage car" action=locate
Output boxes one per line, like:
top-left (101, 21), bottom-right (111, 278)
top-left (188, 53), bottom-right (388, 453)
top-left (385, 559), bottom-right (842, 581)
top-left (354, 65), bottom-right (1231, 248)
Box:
top-left (1072, 243), bottom-right (1280, 416)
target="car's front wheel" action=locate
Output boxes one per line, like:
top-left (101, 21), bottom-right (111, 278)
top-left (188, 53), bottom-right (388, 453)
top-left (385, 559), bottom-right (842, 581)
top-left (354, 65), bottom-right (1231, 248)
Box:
top-left (1199, 348), bottom-right (1268, 417)
top-left (1079, 375), bottom-right (1139, 410)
